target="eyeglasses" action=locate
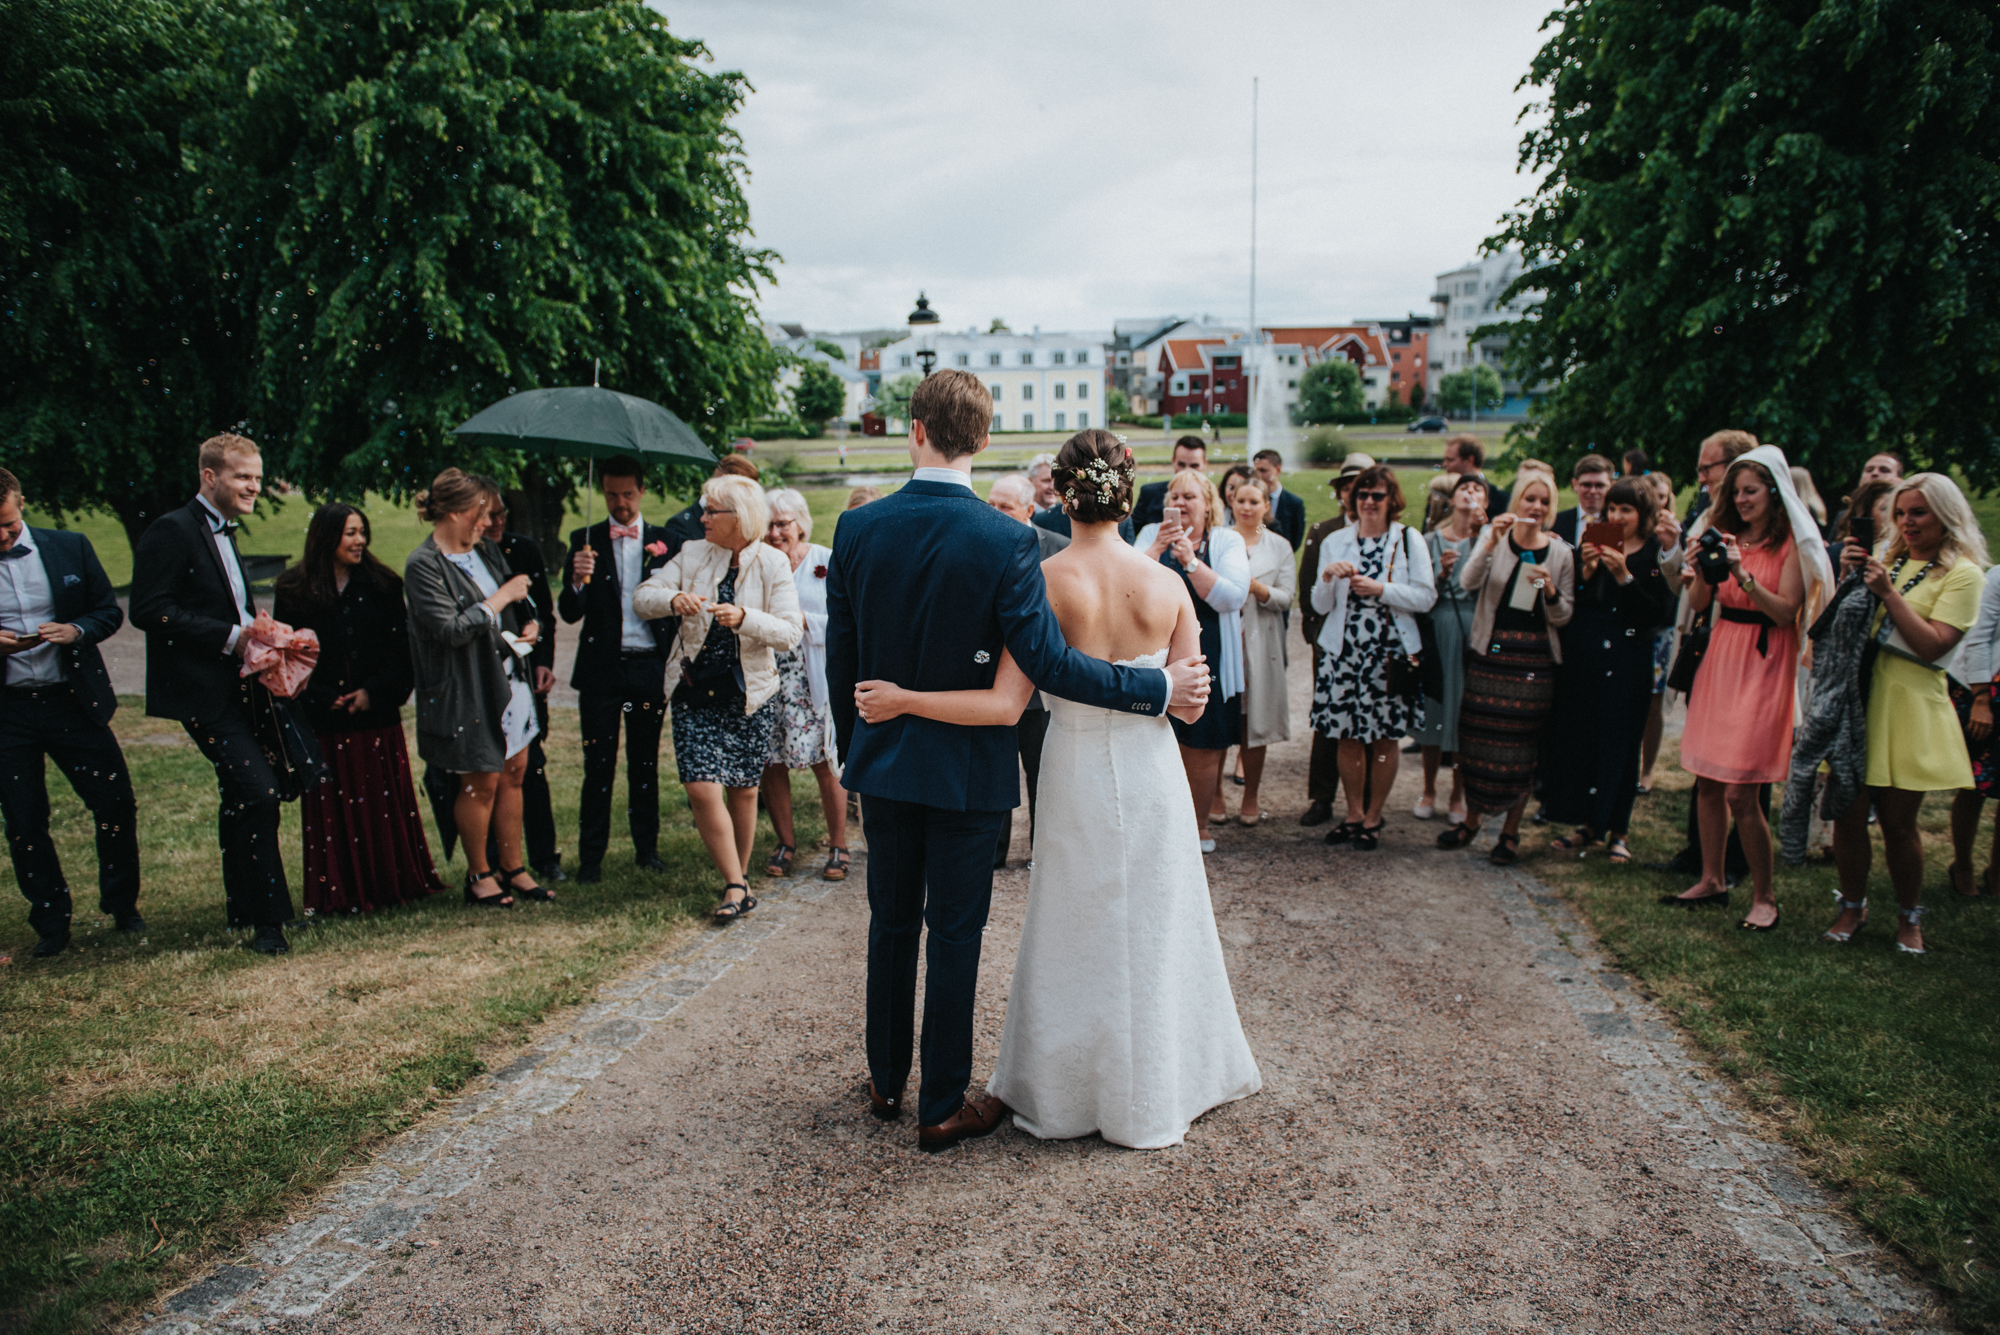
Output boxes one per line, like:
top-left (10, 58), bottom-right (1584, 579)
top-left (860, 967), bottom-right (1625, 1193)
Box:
top-left (705, 507), bottom-right (734, 516)
top-left (1353, 490), bottom-right (1388, 502)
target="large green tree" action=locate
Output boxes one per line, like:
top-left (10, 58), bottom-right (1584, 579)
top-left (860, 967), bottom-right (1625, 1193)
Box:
top-left (1496, 1), bottom-right (2000, 487)
top-left (202, 0), bottom-right (779, 554)
top-left (790, 360), bottom-right (845, 436)
top-left (0, 0), bottom-right (266, 551)
top-left (1294, 358), bottom-right (1365, 423)
top-left (1437, 364), bottom-right (1503, 416)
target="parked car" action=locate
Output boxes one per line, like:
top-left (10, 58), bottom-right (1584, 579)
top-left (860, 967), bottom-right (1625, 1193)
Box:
top-left (1407, 415), bottom-right (1448, 434)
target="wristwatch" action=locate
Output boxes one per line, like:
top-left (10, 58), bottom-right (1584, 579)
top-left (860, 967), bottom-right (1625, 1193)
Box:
top-left (1738, 572), bottom-right (1757, 592)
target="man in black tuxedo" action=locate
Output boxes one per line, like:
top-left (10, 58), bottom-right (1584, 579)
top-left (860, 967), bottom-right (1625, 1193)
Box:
top-left (828, 372), bottom-right (1210, 1151)
top-left (131, 434), bottom-right (295, 954)
top-left (487, 495), bottom-right (563, 881)
top-left (0, 470), bottom-right (140, 957)
top-left (559, 456), bottom-right (676, 882)
top-left (984, 475), bottom-right (1067, 869)
top-left (1129, 436), bottom-right (1210, 532)
top-left (1251, 448), bottom-right (1307, 549)
top-left (1549, 453), bottom-right (1614, 546)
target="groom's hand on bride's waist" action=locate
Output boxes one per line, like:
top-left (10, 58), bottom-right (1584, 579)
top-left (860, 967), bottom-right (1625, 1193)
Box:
top-left (1166, 655), bottom-right (1211, 710)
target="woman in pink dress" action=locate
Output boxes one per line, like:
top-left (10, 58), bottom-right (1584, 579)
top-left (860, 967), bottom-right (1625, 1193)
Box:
top-left (1671, 457), bottom-right (1806, 929)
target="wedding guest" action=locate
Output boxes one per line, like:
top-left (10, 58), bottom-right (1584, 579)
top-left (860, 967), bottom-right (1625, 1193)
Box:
top-left (1639, 470), bottom-right (1682, 793)
top-left (984, 475), bottom-right (1069, 866)
top-left (1622, 448), bottom-right (1652, 479)
top-left (1684, 429), bottom-right (1759, 529)
top-left (1231, 478), bottom-right (1295, 825)
top-left (1540, 477), bottom-right (1676, 863)
top-left (1131, 436), bottom-right (1210, 532)
top-left (1824, 475), bottom-right (1987, 953)
top-left (130, 434), bottom-right (296, 954)
top-left (1436, 434), bottom-right (1508, 522)
top-left (0, 469), bottom-right (138, 957)
top-left (483, 491), bottom-right (562, 880)
top-left (845, 485), bottom-right (884, 510)
top-left (1252, 448), bottom-right (1307, 549)
top-left (1136, 468), bottom-right (1248, 851)
top-left (759, 487), bottom-right (850, 882)
top-left (273, 503), bottom-right (446, 915)
top-left (1026, 454), bottom-right (1060, 512)
top-left (1779, 481), bottom-right (1897, 866)
top-left (560, 456), bottom-right (675, 882)
top-left (1297, 454), bottom-right (1373, 826)
top-left (661, 453), bottom-right (761, 560)
top-left (1310, 464), bottom-right (1437, 850)
top-left (1855, 451), bottom-right (1904, 493)
top-left (634, 475), bottom-right (803, 919)
top-left (405, 469), bottom-right (544, 908)
top-left (1550, 454), bottom-right (1614, 546)
top-left (1948, 562), bottom-right (2000, 897)
top-left (1218, 464), bottom-right (1255, 526)
top-left (1668, 448), bottom-right (1832, 930)
top-left (1413, 473), bottom-right (1486, 824)
top-left (1436, 465), bottom-right (1574, 865)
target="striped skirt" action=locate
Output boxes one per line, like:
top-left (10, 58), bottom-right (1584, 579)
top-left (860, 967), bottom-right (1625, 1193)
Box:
top-left (1457, 627), bottom-right (1557, 816)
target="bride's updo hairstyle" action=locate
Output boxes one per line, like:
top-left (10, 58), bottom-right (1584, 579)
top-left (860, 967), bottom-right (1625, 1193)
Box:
top-left (1052, 429), bottom-right (1135, 523)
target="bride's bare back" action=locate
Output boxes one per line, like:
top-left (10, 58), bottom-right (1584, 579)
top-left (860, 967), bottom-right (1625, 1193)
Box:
top-left (1043, 531), bottom-right (1199, 666)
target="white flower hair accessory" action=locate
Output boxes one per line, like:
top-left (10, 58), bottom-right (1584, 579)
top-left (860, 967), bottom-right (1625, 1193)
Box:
top-left (1057, 455), bottom-right (1129, 508)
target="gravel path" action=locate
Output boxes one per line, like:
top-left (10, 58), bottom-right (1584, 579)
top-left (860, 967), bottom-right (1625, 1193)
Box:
top-left (143, 656), bottom-right (1945, 1334)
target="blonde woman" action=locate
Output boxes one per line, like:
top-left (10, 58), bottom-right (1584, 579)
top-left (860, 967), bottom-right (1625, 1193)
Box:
top-left (1824, 474), bottom-right (1989, 954)
top-left (759, 487), bottom-right (849, 881)
top-left (633, 475), bottom-right (803, 919)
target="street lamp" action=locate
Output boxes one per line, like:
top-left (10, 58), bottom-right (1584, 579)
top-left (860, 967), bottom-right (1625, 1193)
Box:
top-left (908, 291), bottom-right (939, 378)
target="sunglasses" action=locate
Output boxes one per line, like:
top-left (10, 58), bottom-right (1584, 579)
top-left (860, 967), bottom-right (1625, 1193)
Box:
top-left (1353, 490), bottom-right (1388, 502)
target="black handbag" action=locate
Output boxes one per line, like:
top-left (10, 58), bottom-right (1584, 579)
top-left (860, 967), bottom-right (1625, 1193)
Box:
top-left (1665, 607), bottom-right (1711, 696)
top-left (245, 680), bottom-right (330, 801)
top-left (1382, 526), bottom-right (1443, 703)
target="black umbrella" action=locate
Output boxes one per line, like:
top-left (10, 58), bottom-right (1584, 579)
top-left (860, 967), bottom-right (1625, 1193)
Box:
top-left (452, 370), bottom-right (715, 573)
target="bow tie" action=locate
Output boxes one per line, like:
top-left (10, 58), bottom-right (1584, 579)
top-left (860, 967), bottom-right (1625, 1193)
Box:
top-left (0, 544), bottom-right (31, 561)
top-left (609, 522), bottom-right (641, 542)
top-left (211, 519), bottom-right (240, 536)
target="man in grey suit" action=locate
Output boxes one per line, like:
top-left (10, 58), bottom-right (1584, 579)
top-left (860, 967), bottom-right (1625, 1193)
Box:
top-left (986, 474), bottom-right (1067, 868)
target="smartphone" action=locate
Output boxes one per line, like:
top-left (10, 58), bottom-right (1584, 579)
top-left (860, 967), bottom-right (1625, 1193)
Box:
top-left (1163, 505), bottom-right (1183, 529)
top-left (1581, 520), bottom-right (1622, 550)
top-left (7, 630), bottom-right (42, 647)
top-left (1848, 514), bottom-right (1876, 552)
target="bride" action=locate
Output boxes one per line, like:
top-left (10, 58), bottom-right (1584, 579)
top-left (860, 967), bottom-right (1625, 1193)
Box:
top-left (854, 430), bottom-right (1261, 1149)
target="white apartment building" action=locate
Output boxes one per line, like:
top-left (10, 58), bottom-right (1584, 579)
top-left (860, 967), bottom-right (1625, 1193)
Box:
top-left (1430, 250), bottom-right (1531, 399)
top-left (872, 327), bottom-right (1112, 433)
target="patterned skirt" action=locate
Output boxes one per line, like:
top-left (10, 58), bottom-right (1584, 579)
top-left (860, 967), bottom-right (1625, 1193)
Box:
top-left (767, 651), bottom-right (834, 769)
top-left (672, 693), bottom-right (779, 789)
top-left (1456, 629), bottom-right (1557, 816)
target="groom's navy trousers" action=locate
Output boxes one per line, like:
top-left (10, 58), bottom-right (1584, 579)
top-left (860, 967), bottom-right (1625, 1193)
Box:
top-left (827, 477), bottom-right (1172, 1129)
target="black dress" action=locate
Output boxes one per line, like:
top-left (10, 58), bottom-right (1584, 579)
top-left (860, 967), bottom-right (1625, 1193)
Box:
top-left (274, 576), bottom-right (445, 914)
top-left (1162, 536), bottom-right (1241, 751)
top-left (1539, 538), bottom-right (1676, 838)
top-left (670, 567), bottom-right (780, 787)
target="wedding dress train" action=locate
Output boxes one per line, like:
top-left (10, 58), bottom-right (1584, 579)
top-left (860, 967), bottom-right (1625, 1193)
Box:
top-left (987, 650), bottom-right (1262, 1149)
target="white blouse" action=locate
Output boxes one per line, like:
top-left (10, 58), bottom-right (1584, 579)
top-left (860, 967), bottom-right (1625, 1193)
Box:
top-left (788, 542), bottom-right (834, 712)
top-left (1131, 523), bottom-right (1250, 699)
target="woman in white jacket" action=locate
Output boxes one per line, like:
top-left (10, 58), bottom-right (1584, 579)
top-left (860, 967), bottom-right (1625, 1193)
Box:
top-left (633, 475), bottom-right (803, 920)
top-left (1308, 465), bottom-right (1438, 850)
top-left (757, 488), bottom-right (850, 883)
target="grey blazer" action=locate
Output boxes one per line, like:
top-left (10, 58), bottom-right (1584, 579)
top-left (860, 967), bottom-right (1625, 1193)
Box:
top-left (405, 535), bottom-right (526, 773)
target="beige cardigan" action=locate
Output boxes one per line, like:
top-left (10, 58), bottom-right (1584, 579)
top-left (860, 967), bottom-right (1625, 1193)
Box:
top-left (632, 539), bottom-right (803, 714)
top-left (1459, 525), bottom-right (1577, 663)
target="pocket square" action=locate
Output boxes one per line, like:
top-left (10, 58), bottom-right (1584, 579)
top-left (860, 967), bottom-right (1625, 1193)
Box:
top-left (62, 574), bottom-right (80, 586)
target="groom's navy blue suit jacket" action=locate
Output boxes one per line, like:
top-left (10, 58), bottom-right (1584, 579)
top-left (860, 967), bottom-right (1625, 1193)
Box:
top-left (827, 478), bottom-right (1171, 812)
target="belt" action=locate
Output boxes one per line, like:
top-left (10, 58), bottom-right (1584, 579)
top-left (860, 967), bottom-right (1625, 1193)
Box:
top-left (3, 681), bottom-right (72, 702)
top-left (1719, 604), bottom-right (1777, 656)
top-left (621, 649), bottom-right (664, 660)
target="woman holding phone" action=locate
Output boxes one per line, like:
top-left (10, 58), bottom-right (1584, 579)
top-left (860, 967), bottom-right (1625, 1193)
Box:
top-left (1413, 473), bottom-right (1486, 824)
top-left (1134, 470), bottom-right (1248, 851)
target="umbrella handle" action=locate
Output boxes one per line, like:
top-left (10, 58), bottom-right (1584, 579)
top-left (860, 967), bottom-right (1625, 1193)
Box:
top-left (581, 456), bottom-right (593, 585)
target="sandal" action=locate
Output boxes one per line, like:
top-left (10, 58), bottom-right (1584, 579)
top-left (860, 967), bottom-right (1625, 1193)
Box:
top-left (462, 870), bottom-right (514, 908)
top-left (712, 883), bottom-right (757, 922)
top-left (1323, 820), bottom-right (1363, 847)
top-left (822, 847), bottom-right (851, 881)
top-left (1488, 832), bottom-right (1521, 866)
top-left (764, 843), bottom-right (794, 878)
top-left (1822, 897), bottom-right (1868, 943)
top-left (1550, 827), bottom-right (1598, 853)
top-left (500, 867), bottom-right (554, 902)
top-left (1436, 824), bottom-right (1478, 850)
top-left (1352, 821), bottom-right (1386, 851)
top-left (1606, 837), bottom-right (1633, 865)
top-left (1895, 905), bottom-right (1927, 955)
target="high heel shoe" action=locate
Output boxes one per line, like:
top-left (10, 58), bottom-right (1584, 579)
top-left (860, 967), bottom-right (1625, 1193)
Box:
top-left (1822, 897), bottom-right (1867, 943)
top-left (464, 870), bottom-right (514, 908)
top-left (501, 867), bottom-right (554, 902)
top-left (1352, 821), bottom-right (1386, 851)
top-left (712, 882), bottom-right (756, 922)
top-left (1323, 820), bottom-right (1363, 847)
top-left (1895, 905), bottom-right (1927, 955)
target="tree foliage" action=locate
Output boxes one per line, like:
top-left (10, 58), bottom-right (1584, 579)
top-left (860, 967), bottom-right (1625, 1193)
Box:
top-left (791, 360), bottom-right (845, 435)
top-left (811, 338), bottom-right (845, 361)
top-left (1294, 358), bottom-right (1365, 423)
top-left (871, 373), bottom-right (920, 425)
top-left (1496, 0), bottom-right (2000, 487)
top-left (1438, 364), bottom-right (1503, 415)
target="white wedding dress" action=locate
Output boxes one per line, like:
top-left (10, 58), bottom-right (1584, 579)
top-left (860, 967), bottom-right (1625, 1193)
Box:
top-left (987, 650), bottom-right (1262, 1149)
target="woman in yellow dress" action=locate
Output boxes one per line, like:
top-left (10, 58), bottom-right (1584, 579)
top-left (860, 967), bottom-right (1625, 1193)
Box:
top-left (1824, 474), bottom-right (1990, 955)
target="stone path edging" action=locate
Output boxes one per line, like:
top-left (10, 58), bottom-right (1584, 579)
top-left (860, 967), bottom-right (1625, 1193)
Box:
top-left (141, 867), bottom-right (842, 1334)
top-left (1490, 866), bottom-right (1943, 1332)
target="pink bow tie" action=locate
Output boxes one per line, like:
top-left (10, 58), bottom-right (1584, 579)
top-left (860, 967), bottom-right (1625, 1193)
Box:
top-left (609, 522), bottom-right (641, 542)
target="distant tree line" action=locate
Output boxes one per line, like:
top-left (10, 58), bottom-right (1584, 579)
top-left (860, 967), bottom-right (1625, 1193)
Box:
top-left (0, 0), bottom-right (780, 560)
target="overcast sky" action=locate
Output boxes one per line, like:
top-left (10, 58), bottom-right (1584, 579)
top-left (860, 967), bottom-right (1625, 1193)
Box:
top-left (659, 0), bottom-right (1558, 334)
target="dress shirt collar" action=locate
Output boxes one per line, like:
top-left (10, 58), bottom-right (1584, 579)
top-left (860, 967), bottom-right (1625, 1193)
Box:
top-left (194, 494), bottom-right (237, 532)
top-left (911, 466), bottom-right (975, 491)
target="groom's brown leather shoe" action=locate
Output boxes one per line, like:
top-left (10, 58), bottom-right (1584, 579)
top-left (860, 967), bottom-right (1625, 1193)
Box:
top-left (916, 1092), bottom-right (1006, 1153)
top-left (867, 1078), bottom-right (902, 1121)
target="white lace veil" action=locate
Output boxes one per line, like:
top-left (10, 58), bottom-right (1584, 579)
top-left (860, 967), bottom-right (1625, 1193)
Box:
top-left (1736, 444), bottom-right (1836, 624)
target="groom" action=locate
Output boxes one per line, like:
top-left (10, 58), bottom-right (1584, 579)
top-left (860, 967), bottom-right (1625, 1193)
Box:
top-left (828, 370), bottom-right (1211, 1151)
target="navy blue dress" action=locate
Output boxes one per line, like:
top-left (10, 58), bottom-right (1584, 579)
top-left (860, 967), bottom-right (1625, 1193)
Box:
top-left (1163, 537), bottom-right (1241, 751)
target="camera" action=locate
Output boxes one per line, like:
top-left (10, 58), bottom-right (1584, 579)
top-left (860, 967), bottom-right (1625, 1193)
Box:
top-left (1695, 528), bottom-right (1732, 585)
